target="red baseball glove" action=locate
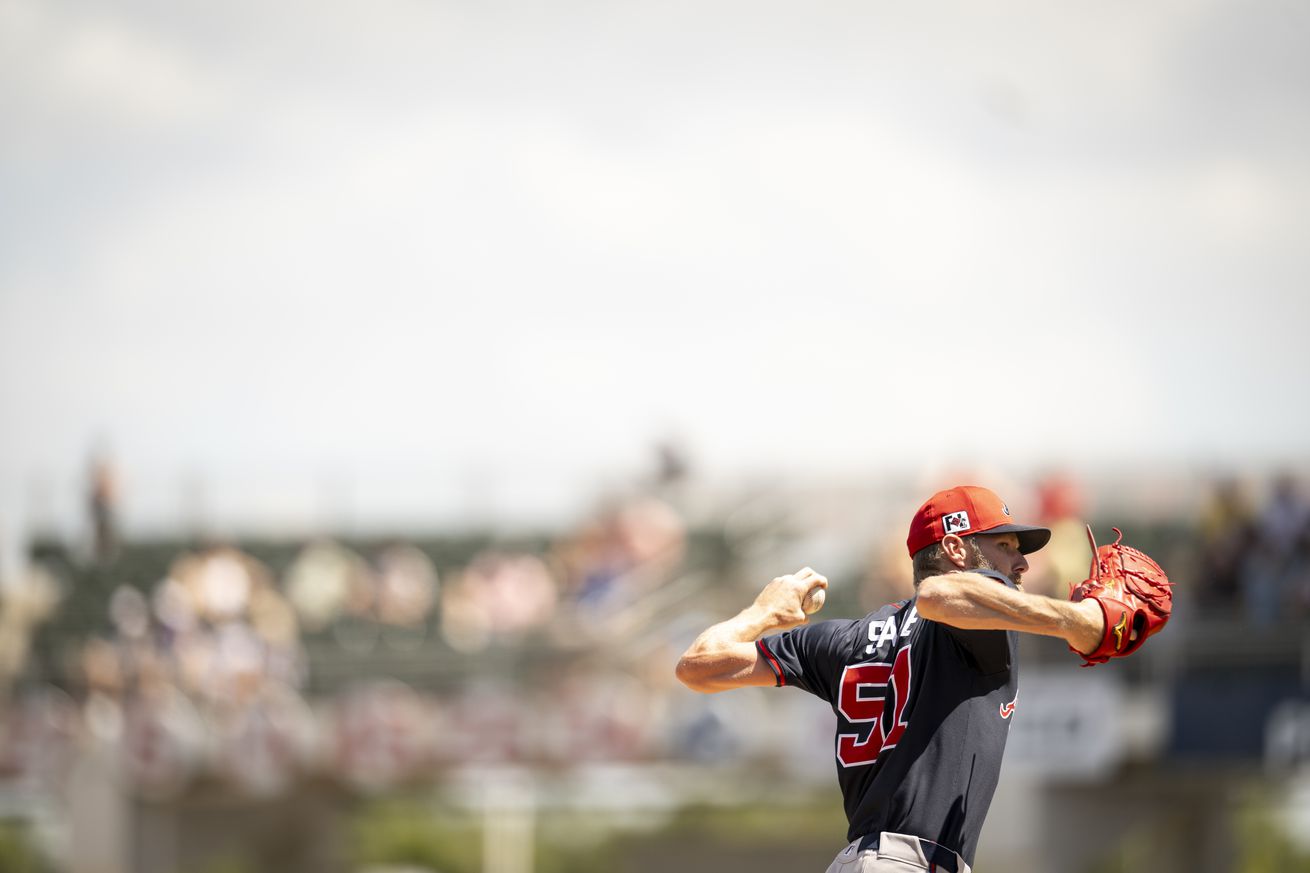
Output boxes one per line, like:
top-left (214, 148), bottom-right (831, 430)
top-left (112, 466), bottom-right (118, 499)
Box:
top-left (1069, 526), bottom-right (1173, 666)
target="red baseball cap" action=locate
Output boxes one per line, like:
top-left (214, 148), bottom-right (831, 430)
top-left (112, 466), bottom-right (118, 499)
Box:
top-left (906, 485), bottom-right (1051, 557)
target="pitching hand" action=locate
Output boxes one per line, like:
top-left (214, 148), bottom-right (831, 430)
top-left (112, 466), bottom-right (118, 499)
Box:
top-left (754, 567), bottom-right (828, 631)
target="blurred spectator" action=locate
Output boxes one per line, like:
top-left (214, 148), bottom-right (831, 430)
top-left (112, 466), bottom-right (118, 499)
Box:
top-left (1024, 473), bottom-right (1091, 599)
top-left (1195, 477), bottom-right (1258, 611)
top-left (109, 585), bottom-right (150, 641)
top-left (537, 667), bottom-right (652, 762)
top-left (0, 686), bottom-right (80, 789)
top-left (650, 438), bottom-right (692, 503)
top-left (81, 636), bottom-right (126, 699)
top-left (193, 547), bottom-right (261, 622)
top-left (553, 495), bottom-right (687, 613)
top-left (285, 540), bottom-right (440, 653)
top-left (1259, 475), bottom-right (1309, 557)
top-left (440, 551), bottom-right (558, 652)
top-left (1243, 474), bottom-right (1310, 623)
top-left (1287, 517), bottom-right (1310, 619)
top-left (211, 680), bottom-right (315, 797)
top-left (119, 682), bottom-right (205, 801)
top-left (331, 680), bottom-right (434, 791)
top-left (860, 531), bottom-right (916, 610)
top-left (655, 440), bottom-right (690, 486)
top-left (86, 451), bottom-right (121, 563)
top-left (284, 540), bottom-right (363, 633)
top-left (555, 511), bottom-right (627, 607)
top-left (0, 565), bottom-right (62, 692)
top-left (617, 496), bottom-right (687, 587)
top-left (372, 544), bottom-right (438, 651)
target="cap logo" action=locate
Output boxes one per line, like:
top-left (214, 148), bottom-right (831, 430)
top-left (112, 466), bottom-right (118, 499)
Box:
top-left (942, 511), bottom-right (971, 534)
top-left (1002, 504), bottom-right (1011, 516)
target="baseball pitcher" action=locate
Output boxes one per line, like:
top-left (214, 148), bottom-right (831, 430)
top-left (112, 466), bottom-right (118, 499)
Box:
top-left (676, 485), bottom-right (1171, 873)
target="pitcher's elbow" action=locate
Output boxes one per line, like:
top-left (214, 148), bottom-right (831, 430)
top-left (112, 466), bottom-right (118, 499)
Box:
top-left (676, 656), bottom-right (720, 693)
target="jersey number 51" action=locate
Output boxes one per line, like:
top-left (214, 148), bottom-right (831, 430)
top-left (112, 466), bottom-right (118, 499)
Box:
top-left (835, 646), bottom-right (912, 768)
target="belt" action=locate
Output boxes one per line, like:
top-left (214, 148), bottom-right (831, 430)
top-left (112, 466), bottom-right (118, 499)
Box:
top-left (856, 833), bottom-right (961, 873)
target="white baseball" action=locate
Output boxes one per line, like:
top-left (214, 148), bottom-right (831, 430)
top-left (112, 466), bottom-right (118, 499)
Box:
top-left (802, 586), bottom-right (826, 614)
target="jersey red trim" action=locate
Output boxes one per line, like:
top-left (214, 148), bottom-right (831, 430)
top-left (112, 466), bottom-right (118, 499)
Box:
top-left (756, 639), bottom-right (786, 687)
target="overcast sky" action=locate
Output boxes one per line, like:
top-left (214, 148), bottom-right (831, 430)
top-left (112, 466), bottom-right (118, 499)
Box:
top-left (1, 0), bottom-right (1308, 545)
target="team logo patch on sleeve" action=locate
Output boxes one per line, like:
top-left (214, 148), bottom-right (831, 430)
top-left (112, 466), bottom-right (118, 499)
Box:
top-left (942, 511), bottom-right (971, 534)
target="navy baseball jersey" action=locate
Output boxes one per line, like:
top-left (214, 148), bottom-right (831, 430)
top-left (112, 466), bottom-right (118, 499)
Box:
top-left (756, 570), bottom-right (1019, 867)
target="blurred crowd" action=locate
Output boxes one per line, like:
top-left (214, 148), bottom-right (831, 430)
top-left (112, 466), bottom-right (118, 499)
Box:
top-left (0, 452), bottom-right (698, 801)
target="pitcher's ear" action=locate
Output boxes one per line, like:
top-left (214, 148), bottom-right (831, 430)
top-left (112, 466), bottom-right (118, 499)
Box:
top-left (941, 534), bottom-right (970, 569)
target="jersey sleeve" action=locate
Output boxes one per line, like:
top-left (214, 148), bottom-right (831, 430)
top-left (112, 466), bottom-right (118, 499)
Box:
top-left (756, 618), bottom-right (863, 703)
top-left (927, 569), bottom-right (1014, 675)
